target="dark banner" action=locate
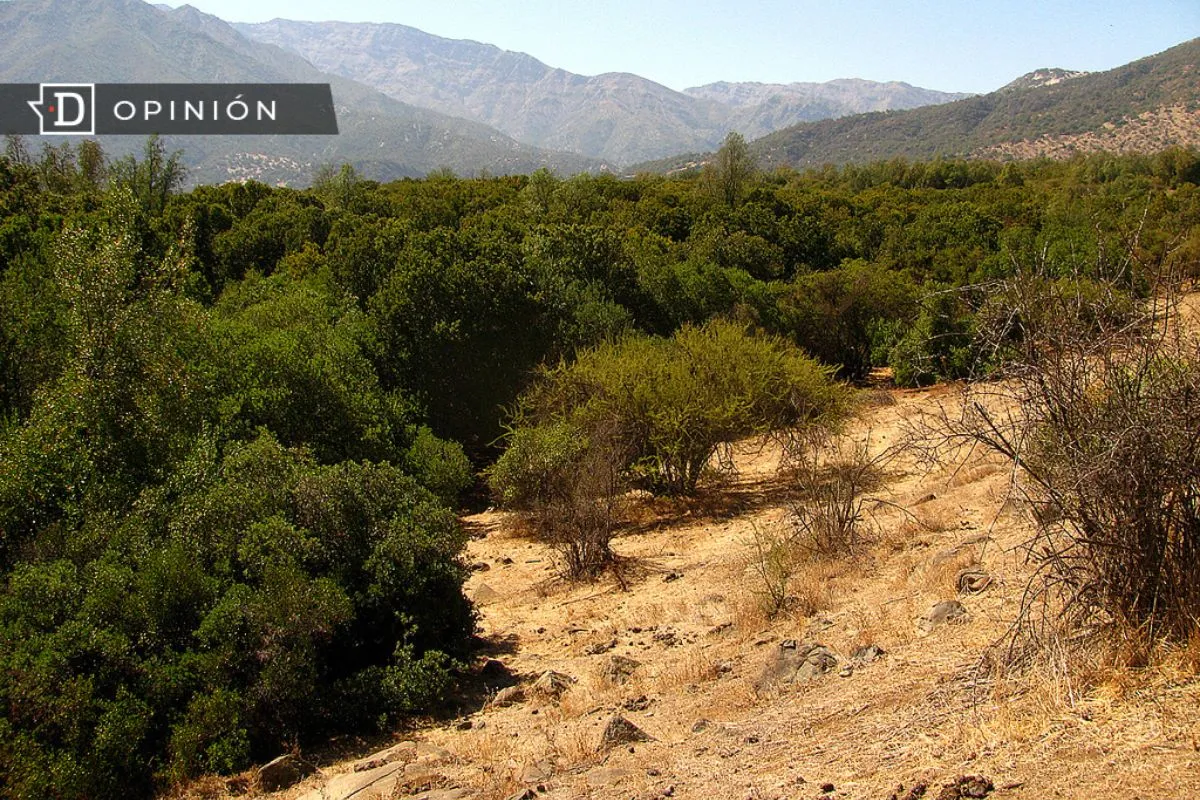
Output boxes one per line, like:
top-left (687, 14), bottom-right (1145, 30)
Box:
top-left (0, 83), bottom-right (339, 136)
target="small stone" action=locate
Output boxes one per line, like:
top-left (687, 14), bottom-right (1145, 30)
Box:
top-left (586, 638), bottom-right (617, 655)
top-left (936, 774), bottom-right (994, 800)
top-left (839, 664), bottom-right (854, 678)
top-left (647, 768), bottom-right (662, 777)
top-left (623, 694), bottom-right (652, 712)
top-left (505, 789), bottom-right (538, 800)
top-left (850, 644), bottom-right (886, 664)
top-left (470, 561), bottom-right (490, 572)
top-left (499, 556), bottom-right (514, 565)
top-left (455, 719), bottom-right (473, 731)
top-left (473, 583), bottom-right (501, 603)
top-left (691, 718), bottom-right (711, 733)
top-left (663, 570), bottom-right (684, 582)
top-left (821, 782), bottom-right (836, 793)
top-left (919, 600), bottom-right (969, 634)
top-left (491, 685), bottom-right (526, 707)
top-left (480, 658), bottom-right (511, 681)
top-left (257, 754), bottom-right (317, 791)
top-left (531, 670), bottom-right (576, 699)
top-left (598, 715), bottom-right (654, 750)
top-left (602, 654), bottom-right (642, 684)
top-left (755, 641), bottom-right (838, 689)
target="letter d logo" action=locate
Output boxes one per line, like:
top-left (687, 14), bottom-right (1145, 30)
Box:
top-left (28, 83), bottom-right (95, 135)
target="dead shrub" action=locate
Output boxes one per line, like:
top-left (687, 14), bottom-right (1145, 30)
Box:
top-left (914, 262), bottom-right (1200, 659)
top-left (785, 431), bottom-right (891, 558)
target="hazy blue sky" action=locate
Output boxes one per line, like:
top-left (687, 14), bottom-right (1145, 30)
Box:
top-left (162, 0), bottom-right (1198, 93)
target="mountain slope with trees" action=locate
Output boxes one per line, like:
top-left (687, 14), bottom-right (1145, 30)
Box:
top-left (637, 38), bottom-right (1200, 173)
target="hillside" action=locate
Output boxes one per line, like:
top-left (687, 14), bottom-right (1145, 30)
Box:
top-left (639, 38), bottom-right (1200, 173)
top-left (236, 19), bottom-right (968, 166)
top-left (0, 0), bottom-right (602, 184)
top-left (185, 382), bottom-right (1200, 800)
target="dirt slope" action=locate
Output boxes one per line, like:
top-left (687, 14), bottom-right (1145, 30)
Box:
top-left (219, 383), bottom-right (1200, 800)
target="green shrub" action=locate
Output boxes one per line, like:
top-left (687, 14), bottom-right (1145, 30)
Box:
top-left (486, 421), bottom-right (588, 510)
top-left (404, 426), bottom-right (472, 507)
top-left (506, 319), bottom-right (846, 496)
top-left (889, 290), bottom-right (977, 387)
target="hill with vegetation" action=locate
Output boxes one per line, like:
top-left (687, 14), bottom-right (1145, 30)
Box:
top-left (0, 0), bottom-right (601, 184)
top-left (1, 131), bottom-right (1198, 798)
top-left (636, 38), bottom-right (1200, 173)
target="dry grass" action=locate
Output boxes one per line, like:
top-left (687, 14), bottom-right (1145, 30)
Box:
top-left (181, 374), bottom-right (1200, 800)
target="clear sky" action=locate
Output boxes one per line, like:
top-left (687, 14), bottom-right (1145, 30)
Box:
top-left (161, 0), bottom-right (1199, 94)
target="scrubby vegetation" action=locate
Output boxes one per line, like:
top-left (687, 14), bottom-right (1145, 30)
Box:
top-left (0, 134), bottom-right (1197, 797)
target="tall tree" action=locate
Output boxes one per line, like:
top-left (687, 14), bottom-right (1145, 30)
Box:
top-left (707, 131), bottom-right (757, 208)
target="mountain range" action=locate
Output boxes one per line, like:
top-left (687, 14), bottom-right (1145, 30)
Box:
top-left (0, 0), bottom-right (1195, 185)
top-left (0, 0), bottom-right (603, 183)
top-left (637, 38), bottom-right (1200, 174)
top-left (234, 19), bottom-right (970, 165)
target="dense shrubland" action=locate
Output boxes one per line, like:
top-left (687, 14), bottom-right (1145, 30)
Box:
top-left (0, 134), bottom-right (1197, 797)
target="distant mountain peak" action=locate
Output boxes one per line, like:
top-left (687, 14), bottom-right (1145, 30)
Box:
top-left (1002, 67), bottom-right (1089, 92)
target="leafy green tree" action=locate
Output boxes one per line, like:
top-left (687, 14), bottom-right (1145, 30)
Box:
top-left (706, 132), bottom-right (757, 209)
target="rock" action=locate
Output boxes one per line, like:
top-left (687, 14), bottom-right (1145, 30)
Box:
top-left (414, 790), bottom-right (472, 800)
top-left (351, 741), bottom-right (416, 772)
top-left (891, 782), bottom-right (929, 800)
top-left (821, 782), bottom-right (836, 793)
top-left (919, 600), bottom-right (969, 634)
top-left (519, 758), bottom-right (554, 783)
top-left (531, 670), bottom-right (576, 699)
top-left (956, 568), bottom-right (993, 595)
top-left (473, 583), bottom-right (501, 603)
top-left (598, 715), bottom-right (654, 750)
top-left (491, 685), bottom-right (526, 706)
top-left (258, 754), bottom-right (317, 791)
top-left (585, 638), bottom-right (617, 655)
top-left (663, 570), bottom-right (684, 582)
top-left (479, 658), bottom-right (512, 682)
top-left (455, 719), bottom-right (473, 731)
top-left (470, 561), bottom-right (490, 572)
top-left (755, 640), bottom-right (838, 689)
top-left (587, 766), bottom-right (634, 787)
top-left (311, 761), bottom-right (406, 800)
top-left (935, 775), bottom-right (994, 800)
top-left (623, 694), bottom-right (652, 712)
top-left (505, 789), bottom-right (539, 800)
top-left (850, 643), bottom-right (886, 664)
top-left (602, 654), bottom-right (642, 684)
top-left (413, 742), bottom-right (454, 762)
top-left (691, 718), bottom-right (711, 733)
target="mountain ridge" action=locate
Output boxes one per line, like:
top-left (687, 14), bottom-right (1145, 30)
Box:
top-left (633, 38), bottom-right (1200, 173)
top-left (0, 0), bottom-right (604, 184)
top-left (235, 18), bottom-right (970, 165)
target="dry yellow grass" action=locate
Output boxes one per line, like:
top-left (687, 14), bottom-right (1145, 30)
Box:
top-left (178, 380), bottom-right (1200, 800)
